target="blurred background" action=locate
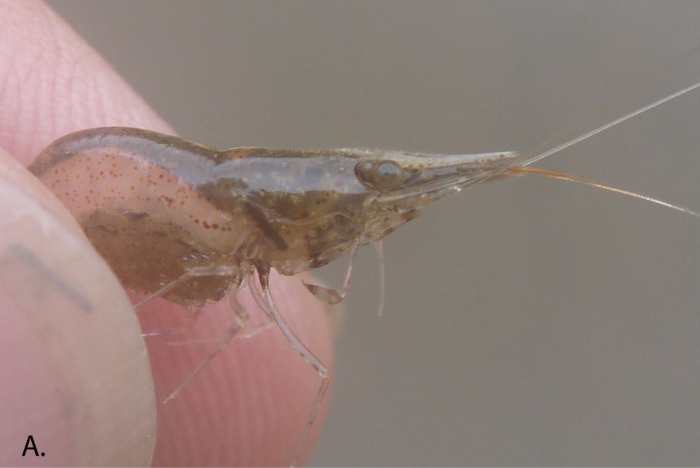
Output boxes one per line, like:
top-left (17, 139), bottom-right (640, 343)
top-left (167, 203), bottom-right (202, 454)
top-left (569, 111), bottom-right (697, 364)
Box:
top-left (46, 1), bottom-right (699, 465)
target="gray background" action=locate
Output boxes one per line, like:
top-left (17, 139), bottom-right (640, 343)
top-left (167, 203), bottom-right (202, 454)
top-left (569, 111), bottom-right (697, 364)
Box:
top-left (46, 1), bottom-right (699, 466)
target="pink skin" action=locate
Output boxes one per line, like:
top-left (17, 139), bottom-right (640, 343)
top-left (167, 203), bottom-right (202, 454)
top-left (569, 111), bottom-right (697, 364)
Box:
top-left (0, 1), bottom-right (334, 466)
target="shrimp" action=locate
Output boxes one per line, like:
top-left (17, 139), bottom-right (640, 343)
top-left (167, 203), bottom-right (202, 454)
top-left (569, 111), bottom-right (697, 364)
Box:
top-left (28, 128), bottom-right (526, 465)
top-left (28, 78), bottom-right (699, 465)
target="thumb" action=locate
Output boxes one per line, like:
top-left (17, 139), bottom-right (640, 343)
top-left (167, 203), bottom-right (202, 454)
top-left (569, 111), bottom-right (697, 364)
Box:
top-left (0, 147), bottom-right (154, 466)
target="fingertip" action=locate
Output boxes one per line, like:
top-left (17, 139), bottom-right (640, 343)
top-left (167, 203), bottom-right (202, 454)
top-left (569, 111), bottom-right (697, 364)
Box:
top-left (0, 149), bottom-right (155, 465)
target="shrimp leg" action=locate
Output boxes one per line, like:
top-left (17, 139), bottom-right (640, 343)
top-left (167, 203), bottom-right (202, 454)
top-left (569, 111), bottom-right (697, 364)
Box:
top-left (134, 266), bottom-right (270, 403)
top-left (302, 240), bottom-right (360, 305)
top-left (161, 275), bottom-right (250, 404)
top-left (256, 264), bottom-right (330, 467)
top-left (136, 266), bottom-right (242, 338)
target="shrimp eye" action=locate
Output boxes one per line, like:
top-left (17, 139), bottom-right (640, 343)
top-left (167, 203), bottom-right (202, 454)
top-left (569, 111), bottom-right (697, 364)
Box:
top-left (355, 159), bottom-right (406, 191)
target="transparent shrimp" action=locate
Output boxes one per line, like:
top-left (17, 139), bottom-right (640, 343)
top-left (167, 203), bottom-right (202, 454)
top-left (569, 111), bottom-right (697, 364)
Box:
top-left (28, 82), bottom-right (699, 466)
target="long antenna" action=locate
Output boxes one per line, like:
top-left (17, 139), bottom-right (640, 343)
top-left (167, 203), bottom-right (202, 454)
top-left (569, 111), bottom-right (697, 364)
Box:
top-left (518, 82), bottom-right (700, 168)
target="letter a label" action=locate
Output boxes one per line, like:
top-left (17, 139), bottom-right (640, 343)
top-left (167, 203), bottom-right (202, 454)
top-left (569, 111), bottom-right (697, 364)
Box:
top-left (22, 435), bottom-right (44, 457)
